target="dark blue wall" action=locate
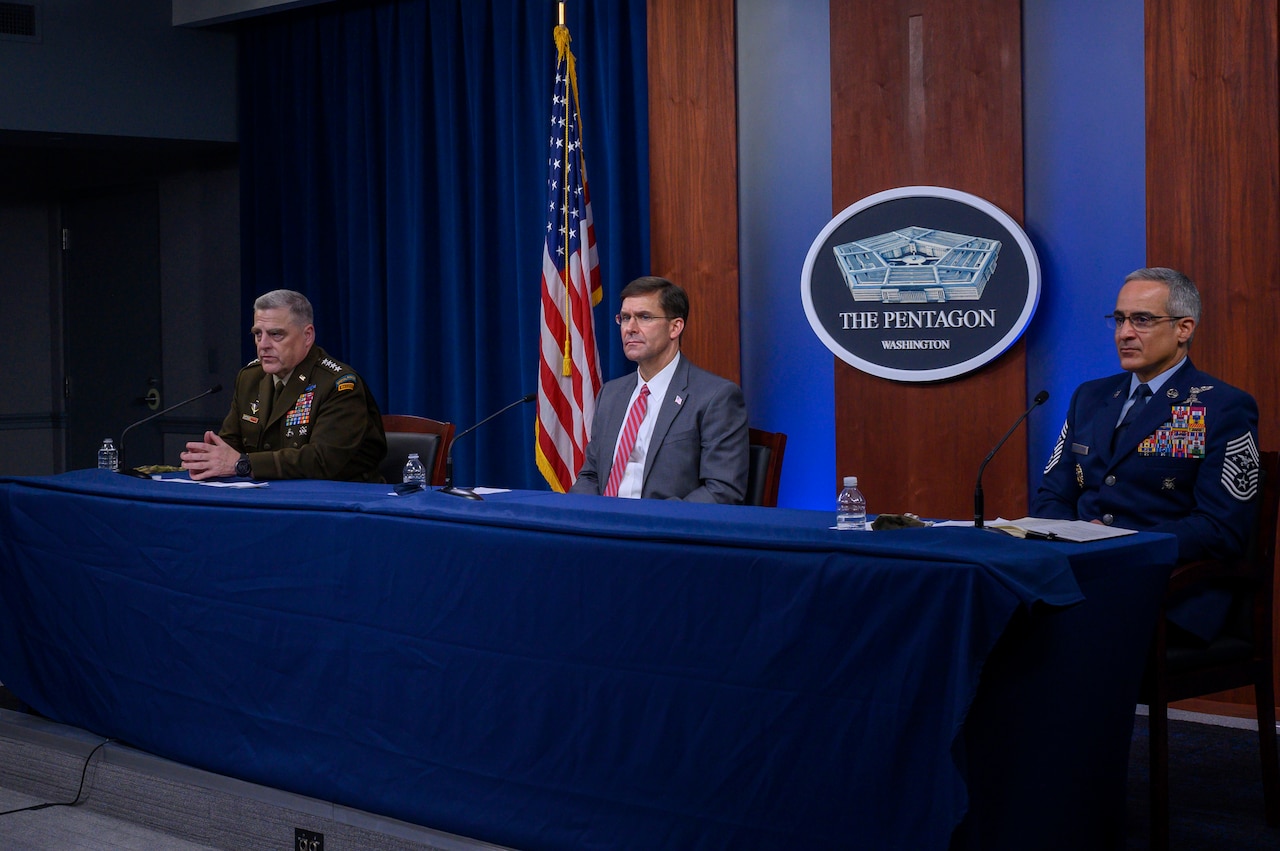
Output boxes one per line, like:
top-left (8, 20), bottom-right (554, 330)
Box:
top-left (738, 0), bottom-right (833, 509)
top-left (0, 0), bottom-right (235, 141)
top-left (1023, 0), bottom-right (1146, 495)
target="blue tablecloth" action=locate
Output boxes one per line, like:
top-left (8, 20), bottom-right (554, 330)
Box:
top-left (0, 471), bottom-right (1176, 849)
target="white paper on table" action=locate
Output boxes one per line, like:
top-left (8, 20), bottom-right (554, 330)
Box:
top-left (156, 477), bottom-right (269, 489)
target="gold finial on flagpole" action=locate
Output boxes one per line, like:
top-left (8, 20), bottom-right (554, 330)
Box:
top-left (558, 2), bottom-right (564, 27)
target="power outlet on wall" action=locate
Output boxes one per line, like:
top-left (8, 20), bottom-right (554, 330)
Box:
top-left (295, 827), bottom-right (324, 851)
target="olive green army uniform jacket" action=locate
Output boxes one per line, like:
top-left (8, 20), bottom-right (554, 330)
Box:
top-left (218, 345), bottom-right (386, 482)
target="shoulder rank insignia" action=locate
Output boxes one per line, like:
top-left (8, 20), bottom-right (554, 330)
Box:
top-left (1043, 421), bottom-right (1068, 474)
top-left (319, 357), bottom-right (343, 374)
top-left (1222, 432), bottom-right (1261, 502)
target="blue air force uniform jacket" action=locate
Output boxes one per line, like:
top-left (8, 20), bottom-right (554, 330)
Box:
top-left (1030, 359), bottom-right (1260, 640)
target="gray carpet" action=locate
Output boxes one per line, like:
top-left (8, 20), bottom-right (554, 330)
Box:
top-left (2, 690), bottom-right (1277, 850)
top-left (0, 792), bottom-right (217, 850)
top-left (0, 707), bottom-right (512, 851)
top-left (1127, 712), bottom-right (1279, 850)
top-left (0, 723), bottom-right (218, 850)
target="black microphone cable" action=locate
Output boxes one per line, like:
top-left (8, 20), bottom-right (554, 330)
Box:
top-left (0, 736), bottom-right (112, 817)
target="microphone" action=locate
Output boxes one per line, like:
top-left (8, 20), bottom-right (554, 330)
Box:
top-left (974, 389), bottom-right (1049, 529)
top-left (442, 392), bottom-right (537, 500)
top-left (117, 384), bottom-right (223, 477)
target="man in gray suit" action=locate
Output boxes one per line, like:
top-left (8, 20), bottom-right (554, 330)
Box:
top-left (570, 276), bottom-right (749, 503)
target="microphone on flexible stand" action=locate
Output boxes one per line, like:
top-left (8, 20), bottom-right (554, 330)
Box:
top-left (117, 384), bottom-right (223, 477)
top-left (974, 389), bottom-right (1049, 529)
top-left (441, 392), bottom-right (537, 500)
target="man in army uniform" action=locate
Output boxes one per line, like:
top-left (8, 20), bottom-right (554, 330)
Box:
top-left (181, 289), bottom-right (387, 482)
top-left (1030, 267), bottom-right (1260, 642)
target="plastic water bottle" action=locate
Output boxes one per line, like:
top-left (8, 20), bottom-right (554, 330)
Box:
top-left (836, 476), bottom-right (866, 531)
top-left (97, 438), bottom-right (119, 472)
top-left (402, 452), bottom-right (427, 487)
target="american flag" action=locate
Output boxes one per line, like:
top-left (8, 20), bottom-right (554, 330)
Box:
top-left (536, 23), bottom-right (602, 492)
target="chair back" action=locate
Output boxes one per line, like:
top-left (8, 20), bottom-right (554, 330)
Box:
top-left (745, 428), bottom-right (787, 507)
top-left (1213, 451), bottom-right (1280, 644)
top-left (380, 415), bottom-right (455, 486)
top-left (1244, 450), bottom-right (1280, 644)
top-left (1144, 449), bottom-right (1280, 845)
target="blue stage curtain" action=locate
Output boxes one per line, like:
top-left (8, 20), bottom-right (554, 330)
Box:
top-left (238, 0), bottom-right (649, 490)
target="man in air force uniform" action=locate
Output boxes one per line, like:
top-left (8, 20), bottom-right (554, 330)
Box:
top-left (1031, 267), bottom-right (1260, 642)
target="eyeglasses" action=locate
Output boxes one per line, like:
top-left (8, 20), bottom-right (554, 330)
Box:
top-left (1105, 312), bottom-right (1187, 331)
top-left (615, 312), bottom-right (672, 326)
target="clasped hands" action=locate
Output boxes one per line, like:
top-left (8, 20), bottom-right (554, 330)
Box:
top-left (181, 431), bottom-right (241, 480)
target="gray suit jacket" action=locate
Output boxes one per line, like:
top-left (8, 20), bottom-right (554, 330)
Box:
top-left (570, 356), bottom-right (749, 503)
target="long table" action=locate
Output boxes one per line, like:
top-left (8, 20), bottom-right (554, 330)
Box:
top-left (0, 471), bottom-right (1176, 849)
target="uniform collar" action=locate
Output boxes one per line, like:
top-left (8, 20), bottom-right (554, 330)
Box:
top-left (1128, 356), bottom-right (1188, 399)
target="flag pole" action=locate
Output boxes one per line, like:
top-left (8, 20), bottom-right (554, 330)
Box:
top-left (557, 8), bottom-right (574, 376)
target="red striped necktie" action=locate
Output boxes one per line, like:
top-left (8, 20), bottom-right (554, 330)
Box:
top-left (604, 384), bottom-right (650, 497)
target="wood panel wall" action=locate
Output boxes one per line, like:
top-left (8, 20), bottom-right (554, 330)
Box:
top-left (1146, 1), bottom-right (1280, 447)
top-left (829, 0), bottom-right (1027, 517)
top-left (646, 0), bottom-right (740, 384)
top-left (1147, 0), bottom-right (1280, 709)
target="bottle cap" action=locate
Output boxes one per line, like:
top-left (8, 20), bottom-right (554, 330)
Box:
top-left (843, 476), bottom-right (857, 487)
top-left (408, 453), bottom-right (420, 460)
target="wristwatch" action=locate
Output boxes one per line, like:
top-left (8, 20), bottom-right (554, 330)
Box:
top-left (235, 454), bottom-right (252, 478)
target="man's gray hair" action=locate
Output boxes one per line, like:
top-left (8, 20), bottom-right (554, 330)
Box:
top-left (1124, 267), bottom-right (1202, 323)
top-left (254, 289), bottom-right (314, 326)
